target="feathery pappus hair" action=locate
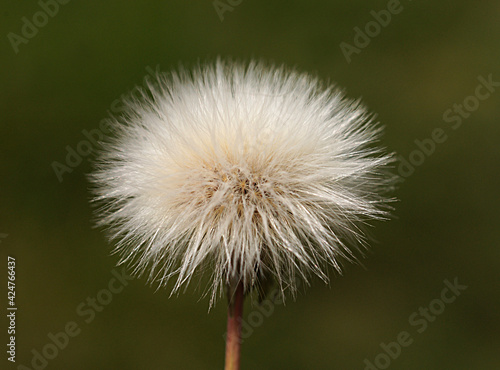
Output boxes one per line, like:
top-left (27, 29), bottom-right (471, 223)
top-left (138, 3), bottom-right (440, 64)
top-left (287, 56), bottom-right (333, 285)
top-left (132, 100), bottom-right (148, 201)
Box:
top-left (91, 59), bottom-right (395, 306)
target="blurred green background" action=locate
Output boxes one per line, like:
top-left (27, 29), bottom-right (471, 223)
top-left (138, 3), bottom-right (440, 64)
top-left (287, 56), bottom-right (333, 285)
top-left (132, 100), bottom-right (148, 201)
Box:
top-left (1, 0), bottom-right (499, 369)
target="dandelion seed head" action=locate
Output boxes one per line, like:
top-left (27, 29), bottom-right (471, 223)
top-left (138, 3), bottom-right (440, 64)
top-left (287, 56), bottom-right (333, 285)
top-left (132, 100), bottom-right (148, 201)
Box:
top-left (91, 59), bottom-right (395, 306)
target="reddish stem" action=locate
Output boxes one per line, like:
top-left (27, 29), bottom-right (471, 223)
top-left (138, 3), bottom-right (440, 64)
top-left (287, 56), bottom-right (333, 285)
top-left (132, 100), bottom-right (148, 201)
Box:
top-left (224, 281), bottom-right (244, 370)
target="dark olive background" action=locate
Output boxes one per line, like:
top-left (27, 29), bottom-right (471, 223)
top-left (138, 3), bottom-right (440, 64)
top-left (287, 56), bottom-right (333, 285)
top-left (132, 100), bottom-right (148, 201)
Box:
top-left (1, 1), bottom-right (499, 369)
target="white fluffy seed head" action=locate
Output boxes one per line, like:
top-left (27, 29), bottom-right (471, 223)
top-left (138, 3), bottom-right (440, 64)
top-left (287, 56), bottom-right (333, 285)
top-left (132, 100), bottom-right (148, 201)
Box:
top-left (91, 59), bottom-right (395, 306)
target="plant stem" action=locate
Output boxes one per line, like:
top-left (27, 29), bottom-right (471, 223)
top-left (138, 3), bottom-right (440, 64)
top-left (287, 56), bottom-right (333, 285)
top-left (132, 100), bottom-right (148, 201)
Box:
top-left (224, 280), bottom-right (244, 370)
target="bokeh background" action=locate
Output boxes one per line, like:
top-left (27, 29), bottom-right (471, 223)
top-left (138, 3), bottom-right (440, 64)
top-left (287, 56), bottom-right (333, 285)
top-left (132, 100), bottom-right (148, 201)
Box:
top-left (1, 1), bottom-right (499, 369)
